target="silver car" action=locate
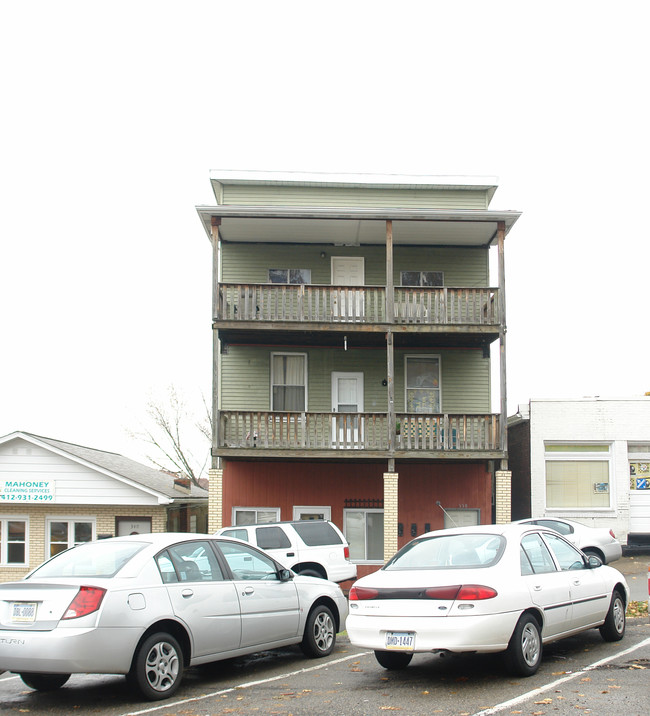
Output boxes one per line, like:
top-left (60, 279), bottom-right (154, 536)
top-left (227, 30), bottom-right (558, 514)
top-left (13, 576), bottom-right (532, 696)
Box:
top-left (0, 533), bottom-right (348, 700)
top-left (513, 518), bottom-right (622, 564)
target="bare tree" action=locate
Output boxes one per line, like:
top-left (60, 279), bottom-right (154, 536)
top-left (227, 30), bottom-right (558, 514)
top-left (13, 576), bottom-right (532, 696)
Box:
top-left (128, 386), bottom-right (211, 487)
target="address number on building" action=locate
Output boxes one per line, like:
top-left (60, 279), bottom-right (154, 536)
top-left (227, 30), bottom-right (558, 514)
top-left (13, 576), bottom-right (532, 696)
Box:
top-left (385, 631), bottom-right (415, 650)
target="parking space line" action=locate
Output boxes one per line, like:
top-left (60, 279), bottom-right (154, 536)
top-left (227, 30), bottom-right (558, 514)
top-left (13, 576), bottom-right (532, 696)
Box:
top-left (120, 650), bottom-right (371, 716)
top-left (471, 635), bottom-right (650, 716)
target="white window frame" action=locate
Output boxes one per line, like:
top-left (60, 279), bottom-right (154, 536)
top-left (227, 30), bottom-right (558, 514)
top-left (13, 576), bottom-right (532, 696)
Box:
top-left (46, 516), bottom-right (96, 558)
top-left (544, 443), bottom-right (613, 511)
top-left (292, 506), bottom-right (332, 521)
top-left (343, 508), bottom-right (384, 564)
top-left (270, 352), bottom-right (308, 411)
top-left (0, 516), bottom-right (29, 566)
top-left (404, 354), bottom-right (441, 414)
top-left (232, 507), bottom-right (281, 525)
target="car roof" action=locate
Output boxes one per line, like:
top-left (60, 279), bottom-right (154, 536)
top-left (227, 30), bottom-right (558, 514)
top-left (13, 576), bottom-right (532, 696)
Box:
top-left (418, 523), bottom-right (544, 540)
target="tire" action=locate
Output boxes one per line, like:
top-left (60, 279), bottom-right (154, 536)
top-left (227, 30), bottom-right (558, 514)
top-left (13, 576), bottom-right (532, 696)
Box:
top-left (19, 673), bottom-right (70, 691)
top-left (298, 568), bottom-right (325, 579)
top-left (374, 650), bottom-right (413, 670)
top-left (129, 632), bottom-right (184, 700)
top-left (599, 589), bottom-right (626, 642)
top-left (504, 613), bottom-right (542, 676)
top-left (300, 604), bottom-right (336, 657)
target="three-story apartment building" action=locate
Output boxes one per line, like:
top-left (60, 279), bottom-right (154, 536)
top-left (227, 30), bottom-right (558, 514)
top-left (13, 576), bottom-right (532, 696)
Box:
top-left (197, 171), bottom-right (520, 578)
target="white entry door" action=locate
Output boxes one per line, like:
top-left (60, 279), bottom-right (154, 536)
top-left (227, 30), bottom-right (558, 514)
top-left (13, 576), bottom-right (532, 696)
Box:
top-left (331, 257), bottom-right (364, 320)
top-left (331, 372), bottom-right (364, 447)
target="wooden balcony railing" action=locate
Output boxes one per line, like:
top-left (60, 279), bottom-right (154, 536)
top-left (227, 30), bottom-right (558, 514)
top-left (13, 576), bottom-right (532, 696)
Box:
top-left (218, 411), bottom-right (501, 452)
top-left (216, 284), bottom-right (499, 326)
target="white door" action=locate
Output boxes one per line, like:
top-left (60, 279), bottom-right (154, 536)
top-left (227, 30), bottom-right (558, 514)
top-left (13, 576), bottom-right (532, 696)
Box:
top-left (162, 541), bottom-right (242, 658)
top-left (331, 257), bottom-right (364, 320)
top-left (216, 540), bottom-right (301, 648)
top-left (332, 372), bottom-right (364, 447)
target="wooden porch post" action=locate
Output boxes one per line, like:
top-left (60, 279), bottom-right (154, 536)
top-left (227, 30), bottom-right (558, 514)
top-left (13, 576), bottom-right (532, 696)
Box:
top-left (211, 217), bottom-right (221, 469)
top-left (497, 220), bottom-right (508, 467)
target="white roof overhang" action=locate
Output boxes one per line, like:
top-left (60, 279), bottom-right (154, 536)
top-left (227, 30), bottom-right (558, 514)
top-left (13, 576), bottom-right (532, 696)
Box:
top-left (196, 206), bottom-right (521, 247)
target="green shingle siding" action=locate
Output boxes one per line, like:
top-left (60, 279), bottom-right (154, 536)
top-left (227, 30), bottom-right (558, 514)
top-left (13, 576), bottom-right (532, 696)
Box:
top-left (221, 244), bottom-right (488, 286)
top-left (221, 185), bottom-right (489, 210)
top-left (220, 347), bottom-right (490, 413)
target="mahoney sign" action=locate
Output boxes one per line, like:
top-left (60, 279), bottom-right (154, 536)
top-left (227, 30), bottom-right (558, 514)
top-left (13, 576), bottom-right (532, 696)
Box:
top-left (0, 478), bottom-right (55, 502)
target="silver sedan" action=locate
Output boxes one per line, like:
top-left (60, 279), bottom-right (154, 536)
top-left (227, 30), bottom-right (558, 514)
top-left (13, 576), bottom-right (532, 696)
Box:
top-left (0, 533), bottom-right (348, 700)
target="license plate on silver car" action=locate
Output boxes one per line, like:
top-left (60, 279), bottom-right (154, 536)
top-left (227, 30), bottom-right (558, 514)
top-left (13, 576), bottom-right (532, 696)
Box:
top-left (11, 602), bottom-right (37, 623)
top-left (385, 631), bottom-right (415, 650)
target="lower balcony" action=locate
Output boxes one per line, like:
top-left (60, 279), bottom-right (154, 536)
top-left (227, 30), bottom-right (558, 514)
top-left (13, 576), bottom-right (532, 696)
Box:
top-left (217, 411), bottom-right (503, 459)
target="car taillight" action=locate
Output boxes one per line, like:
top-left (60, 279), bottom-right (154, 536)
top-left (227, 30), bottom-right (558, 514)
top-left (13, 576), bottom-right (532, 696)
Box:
top-left (62, 586), bottom-right (106, 619)
top-left (344, 546), bottom-right (350, 559)
top-left (424, 585), bottom-right (462, 600)
top-left (349, 586), bottom-right (379, 600)
top-left (456, 585), bottom-right (498, 600)
top-left (609, 529), bottom-right (616, 539)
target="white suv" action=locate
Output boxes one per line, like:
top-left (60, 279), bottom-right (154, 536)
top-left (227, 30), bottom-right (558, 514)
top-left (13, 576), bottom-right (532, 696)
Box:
top-left (214, 520), bottom-right (357, 583)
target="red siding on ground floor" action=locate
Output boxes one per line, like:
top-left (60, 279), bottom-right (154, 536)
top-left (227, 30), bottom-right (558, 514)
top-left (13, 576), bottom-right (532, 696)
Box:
top-left (221, 460), bottom-right (492, 566)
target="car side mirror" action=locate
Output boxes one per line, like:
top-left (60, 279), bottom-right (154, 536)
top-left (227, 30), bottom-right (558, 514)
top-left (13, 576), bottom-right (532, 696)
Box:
top-left (278, 568), bottom-right (293, 582)
top-left (587, 555), bottom-right (602, 569)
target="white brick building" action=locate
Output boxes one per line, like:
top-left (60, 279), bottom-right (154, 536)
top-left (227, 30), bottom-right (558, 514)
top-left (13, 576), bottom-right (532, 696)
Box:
top-left (508, 397), bottom-right (650, 545)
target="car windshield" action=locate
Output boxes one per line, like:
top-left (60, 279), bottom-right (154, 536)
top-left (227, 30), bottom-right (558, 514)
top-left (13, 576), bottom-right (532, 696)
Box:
top-left (28, 541), bottom-right (147, 579)
top-left (384, 533), bottom-right (505, 571)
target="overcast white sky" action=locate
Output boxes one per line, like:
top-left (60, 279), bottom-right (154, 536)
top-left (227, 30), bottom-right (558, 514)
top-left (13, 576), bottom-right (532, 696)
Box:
top-left (2, 1), bottom-right (648, 467)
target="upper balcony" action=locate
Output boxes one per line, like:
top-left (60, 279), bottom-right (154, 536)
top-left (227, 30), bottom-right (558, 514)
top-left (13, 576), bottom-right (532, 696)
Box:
top-left (216, 282), bottom-right (498, 327)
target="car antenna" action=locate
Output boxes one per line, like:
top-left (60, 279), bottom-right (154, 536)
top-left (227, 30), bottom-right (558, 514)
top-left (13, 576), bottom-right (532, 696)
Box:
top-left (436, 501), bottom-right (459, 527)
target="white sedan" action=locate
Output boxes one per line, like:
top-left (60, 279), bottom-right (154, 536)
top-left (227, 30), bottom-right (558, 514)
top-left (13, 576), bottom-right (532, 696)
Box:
top-left (346, 523), bottom-right (628, 675)
top-left (0, 533), bottom-right (348, 700)
top-left (513, 517), bottom-right (622, 564)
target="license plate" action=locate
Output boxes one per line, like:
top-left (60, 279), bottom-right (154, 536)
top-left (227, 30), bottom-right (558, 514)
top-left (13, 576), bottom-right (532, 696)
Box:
top-left (11, 602), bottom-right (37, 623)
top-left (385, 631), bottom-right (415, 650)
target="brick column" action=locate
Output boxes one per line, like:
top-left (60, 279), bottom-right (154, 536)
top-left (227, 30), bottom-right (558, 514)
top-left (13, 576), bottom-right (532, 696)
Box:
top-left (495, 470), bottom-right (512, 524)
top-left (383, 471), bottom-right (399, 562)
top-left (208, 468), bottom-right (224, 533)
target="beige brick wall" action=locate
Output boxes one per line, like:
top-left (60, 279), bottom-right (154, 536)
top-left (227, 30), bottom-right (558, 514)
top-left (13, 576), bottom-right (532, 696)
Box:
top-left (208, 468), bottom-right (224, 533)
top-left (495, 470), bottom-right (512, 524)
top-left (0, 504), bottom-right (168, 583)
top-left (383, 472), bottom-right (399, 562)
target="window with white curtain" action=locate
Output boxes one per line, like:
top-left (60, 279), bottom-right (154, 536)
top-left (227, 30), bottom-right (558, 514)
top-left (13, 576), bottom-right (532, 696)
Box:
top-left (405, 355), bottom-right (440, 413)
top-left (544, 444), bottom-right (611, 508)
top-left (271, 353), bottom-right (307, 411)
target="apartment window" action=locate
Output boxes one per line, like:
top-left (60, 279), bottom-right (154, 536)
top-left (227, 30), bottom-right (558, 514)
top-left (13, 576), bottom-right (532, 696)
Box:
top-left (0, 518), bottom-right (27, 565)
top-left (47, 519), bottom-right (94, 558)
top-left (544, 443), bottom-right (611, 508)
top-left (344, 509), bottom-right (384, 562)
top-left (233, 507), bottom-right (280, 525)
top-left (268, 268), bottom-right (311, 284)
top-left (401, 271), bottom-right (443, 287)
top-left (405, 355), bottom-right (440, 413)
top-left (271, 353), bottom-right (307, 411)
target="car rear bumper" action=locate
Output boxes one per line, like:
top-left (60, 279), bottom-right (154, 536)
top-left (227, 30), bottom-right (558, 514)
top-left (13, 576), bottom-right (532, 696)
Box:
top-left (346, 611), bottom-right (519, 654)
top-left (0, 626), bottom-right (143, 675)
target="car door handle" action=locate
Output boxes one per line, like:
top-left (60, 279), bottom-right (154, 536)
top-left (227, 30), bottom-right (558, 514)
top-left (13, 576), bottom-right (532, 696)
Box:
top-left (572, 579), bottom-right (581, 586)
top-left (533, 585), bottom-right (542, 591)
top-left (242, 587), bottom-right (255, 596)
top-left (181, 589), bottom-right (194, 598)
top-left (286, 552), bottom-right (295, 557)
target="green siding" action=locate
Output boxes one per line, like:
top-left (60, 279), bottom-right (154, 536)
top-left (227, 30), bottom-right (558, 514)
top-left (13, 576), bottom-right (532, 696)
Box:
top-left (221, 185), bottom-right (489, 210)
top-left (221, 244), bottom-right (488, 286)
top-left (220, 346), bottom-right (490, 413)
